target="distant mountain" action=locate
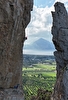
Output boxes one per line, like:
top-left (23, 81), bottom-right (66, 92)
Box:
top-left (24, 38), bottom-right (55, 51)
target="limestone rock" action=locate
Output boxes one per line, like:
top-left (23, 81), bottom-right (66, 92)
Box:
top-left (0, 0), bottom-right (33, 89)
top-left (51, 2), bottom-right (68, 100)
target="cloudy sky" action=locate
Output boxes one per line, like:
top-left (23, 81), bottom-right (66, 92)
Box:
top-left (24, 0), bottom-right (68, 45)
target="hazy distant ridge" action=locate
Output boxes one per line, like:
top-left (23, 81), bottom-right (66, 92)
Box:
top-left (24, 38), bottom-right (55, 51)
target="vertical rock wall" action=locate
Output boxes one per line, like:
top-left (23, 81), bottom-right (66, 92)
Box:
top-left (0, 0), bottom-right (33, 100)
top-left (51, 2), bottom-right (68, 100)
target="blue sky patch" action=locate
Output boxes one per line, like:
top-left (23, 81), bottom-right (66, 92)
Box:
top-left (34, 0), bottom-right (55, 7)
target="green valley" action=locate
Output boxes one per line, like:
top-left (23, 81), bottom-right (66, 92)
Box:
top-left (22, 55), bottom-right (56, 100)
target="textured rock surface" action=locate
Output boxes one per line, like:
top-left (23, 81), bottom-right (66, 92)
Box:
top-left (0, 0), bottom-right (33, 99)
top-left (0, 0), bottom-right (33, 88)
top-left (51, 2), bottom-right (68, 100)
top-left (0, 0), bottom-right (33, 100)
top-left (0, 88), bottom-right (24, 100)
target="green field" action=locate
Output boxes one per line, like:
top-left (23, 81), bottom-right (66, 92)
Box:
top-left (22, 63), bottom-right (56, 100)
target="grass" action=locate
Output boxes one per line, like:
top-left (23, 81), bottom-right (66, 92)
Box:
top-left (22, 63), bottom-right (56, 100)
top-left (23, 63), bottom-right (56, 72)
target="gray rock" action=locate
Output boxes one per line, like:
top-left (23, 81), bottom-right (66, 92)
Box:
top-left (0, 0), bottom-right (33, 99)
top-left (51, 2), bottom-right (68, 100)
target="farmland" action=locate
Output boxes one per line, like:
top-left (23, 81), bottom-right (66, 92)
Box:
top-left (22, 55), bottom-right (56, 100)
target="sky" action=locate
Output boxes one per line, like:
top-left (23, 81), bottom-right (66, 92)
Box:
top-left (24, 0), bottom-right (68, 45)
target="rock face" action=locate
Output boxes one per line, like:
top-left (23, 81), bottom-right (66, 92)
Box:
top-left (0, 88), bottom-right (24, 100)
top-left (0, 0), bottom-right (33, 99)
top-left (51, 2), bottom-right (68, 100)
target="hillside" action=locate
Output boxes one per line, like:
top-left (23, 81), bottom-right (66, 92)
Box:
top-left (24, 38), bottom-right (55, 51)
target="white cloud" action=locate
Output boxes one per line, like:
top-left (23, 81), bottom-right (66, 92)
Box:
top-left (25, 5), bottom-right (54, 45)
top-left (24, 0), bottom-right (68, 45)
